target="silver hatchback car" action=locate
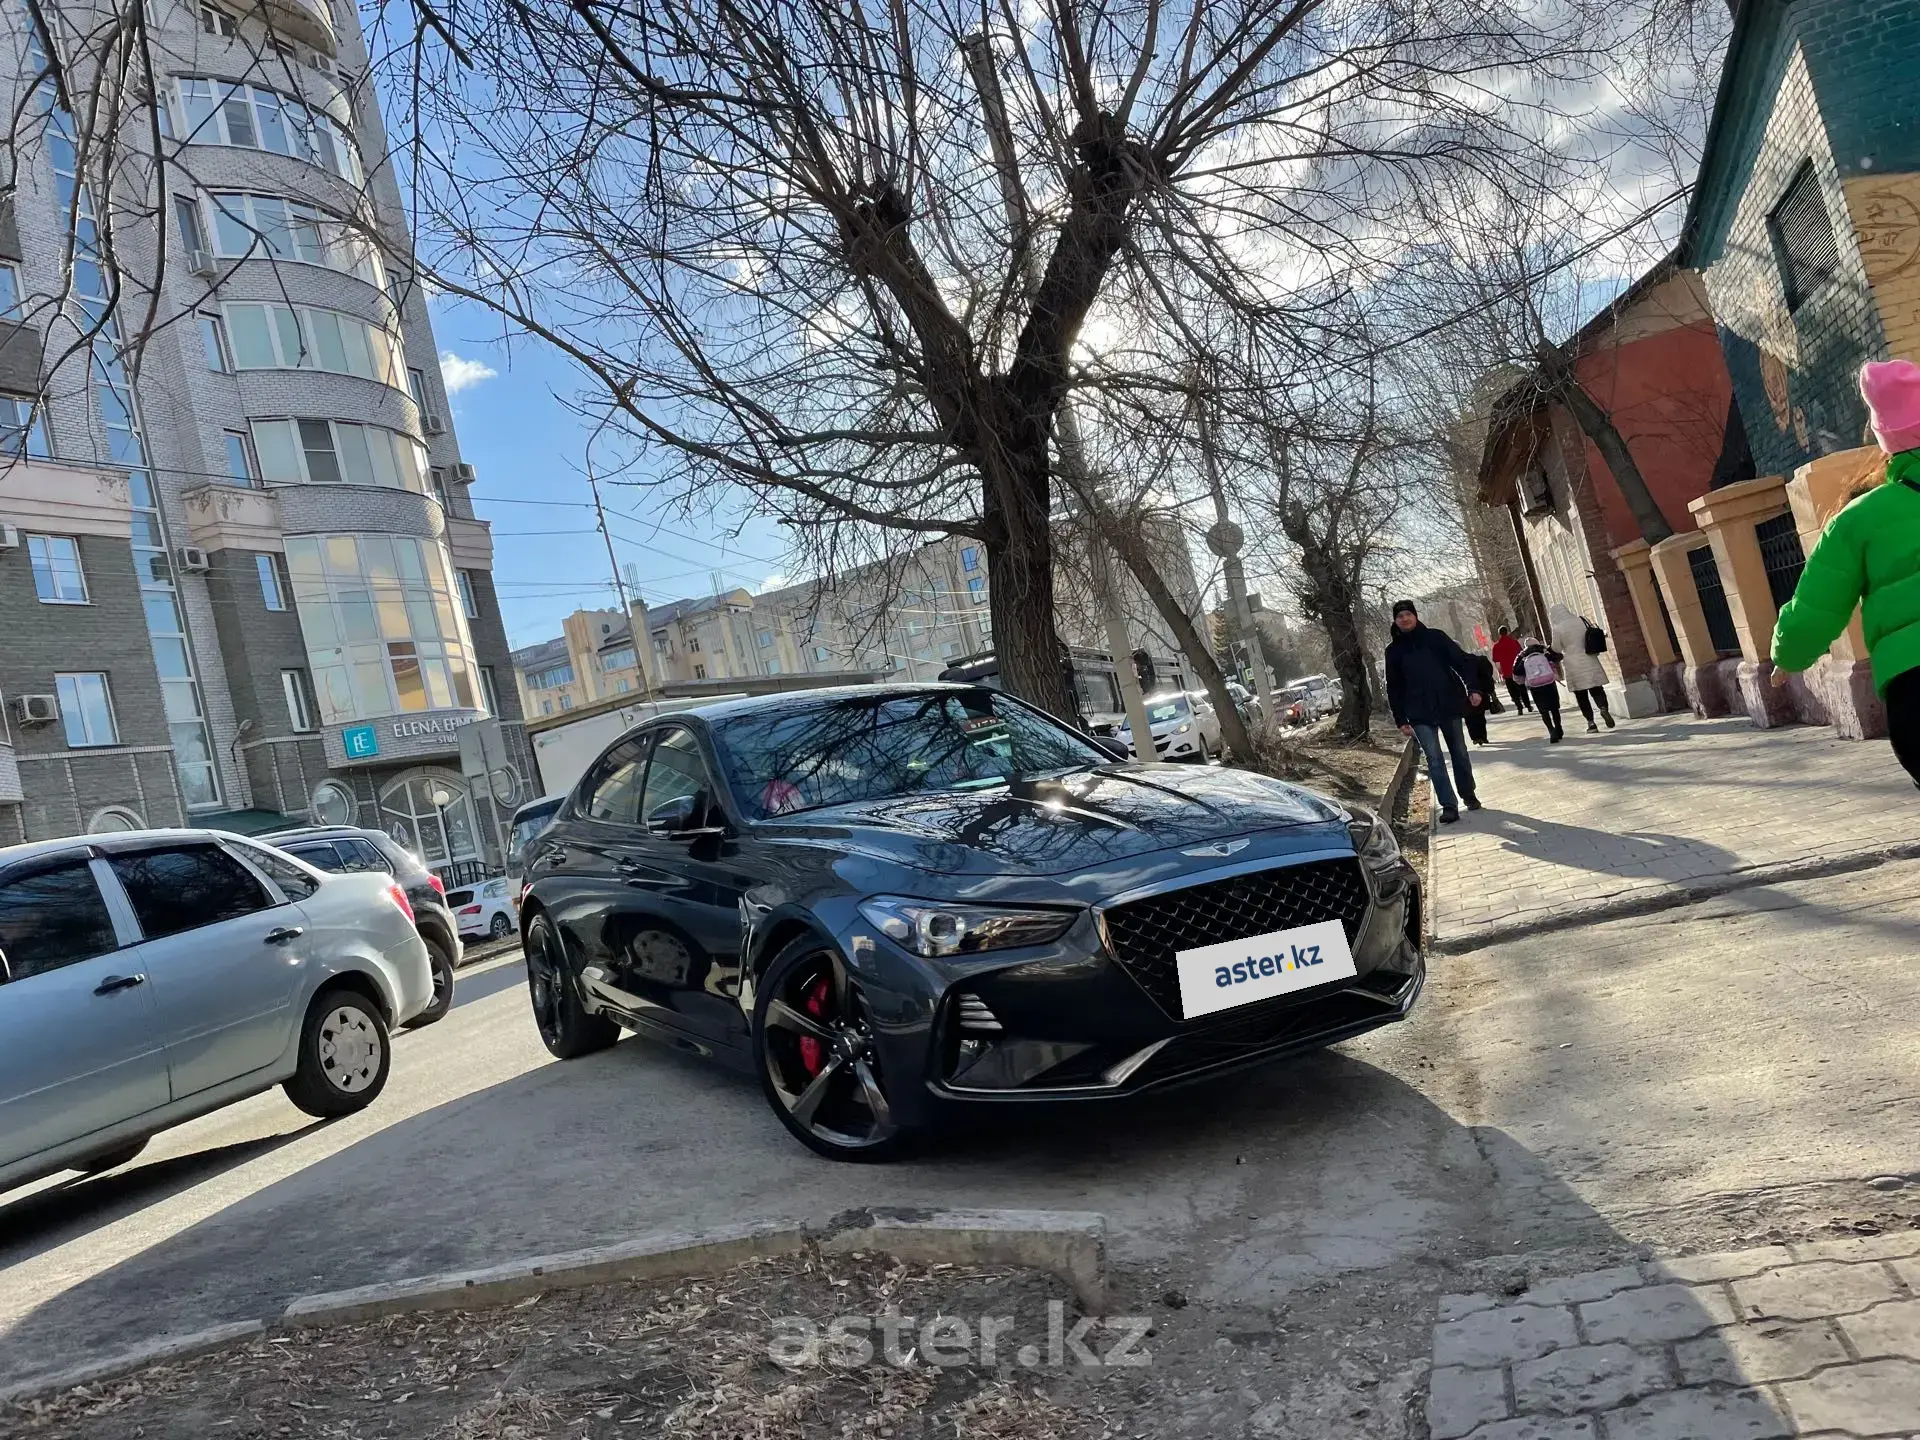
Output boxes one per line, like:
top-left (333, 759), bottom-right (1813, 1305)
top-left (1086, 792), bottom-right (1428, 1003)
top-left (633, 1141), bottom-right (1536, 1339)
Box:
top-left (0, 829), bottom-right (434, 1193)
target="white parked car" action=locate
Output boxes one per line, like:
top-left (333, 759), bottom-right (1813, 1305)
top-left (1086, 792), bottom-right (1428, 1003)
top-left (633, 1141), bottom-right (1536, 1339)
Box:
top-left (1115, 690), bottom-right (1224, 762)
top-left (0, 829), bottom-right (433, 1194)
top-left (448, 877), bottom-right (517, 941)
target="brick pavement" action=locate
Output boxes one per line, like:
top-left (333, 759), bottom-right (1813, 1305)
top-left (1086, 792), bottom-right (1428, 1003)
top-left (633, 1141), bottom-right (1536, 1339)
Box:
top-left (1427, 1231), bottom-right (1920, 1439)
top-left (1428, 711), bottom-right (1920, 947)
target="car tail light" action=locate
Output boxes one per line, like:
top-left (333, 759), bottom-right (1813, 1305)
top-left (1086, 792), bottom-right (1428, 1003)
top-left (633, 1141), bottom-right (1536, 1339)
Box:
top-left (459, 904), bottom-right (481, 915)
top-left (386, 881), bottom-right (415, 923)
top-left (427, 873), bottom-right (446, 896)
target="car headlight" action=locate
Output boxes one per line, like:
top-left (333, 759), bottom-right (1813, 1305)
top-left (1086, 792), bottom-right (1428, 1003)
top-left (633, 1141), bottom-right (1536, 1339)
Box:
top-left (1347, 806), bottom-right (1401, 869)
top-left (1175, 722), bottom-right (1192, 734)
top-left (856, 897), bottom-right (1077, 958)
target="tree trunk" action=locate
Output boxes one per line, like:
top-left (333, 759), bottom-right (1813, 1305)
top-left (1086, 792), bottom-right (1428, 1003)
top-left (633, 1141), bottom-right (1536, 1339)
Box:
top-left (1102, 518), bottom-right (1256, 761)
top-left (982, 449), bottom-right (1075, 721)
top-left (1283, 510), bottom-right (1372, 738)
top-left (1555, 375), bottom-right (1675, 545)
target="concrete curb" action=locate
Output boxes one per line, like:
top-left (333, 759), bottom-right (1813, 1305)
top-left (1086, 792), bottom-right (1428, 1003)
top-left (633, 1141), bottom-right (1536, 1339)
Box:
top-left (0, 1320), bottom-right (265, 1407)
top-left (1, 1210), bottom-right (1109, 1409)
top-left (1430, 840), bottom-right (1920, 954)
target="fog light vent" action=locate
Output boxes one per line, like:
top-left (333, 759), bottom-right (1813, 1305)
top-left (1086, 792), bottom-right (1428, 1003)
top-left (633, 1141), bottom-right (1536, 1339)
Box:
top-left (956, 993), bottom-right (1003, 1032)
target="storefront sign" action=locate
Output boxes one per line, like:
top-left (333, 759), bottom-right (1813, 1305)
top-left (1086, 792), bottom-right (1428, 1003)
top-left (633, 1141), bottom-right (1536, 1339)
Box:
top-left (343, 724), bottom-right (380, 759)
top-left (391, 717), bottom-right (463, 744)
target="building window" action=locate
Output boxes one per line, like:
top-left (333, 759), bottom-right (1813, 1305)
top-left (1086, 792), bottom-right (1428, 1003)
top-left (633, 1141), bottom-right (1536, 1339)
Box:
top-left (559, 694), bottom-right (573, 711)
top-left (0, 262), bottom-right (20, 320)
top-left (200, 312), bottom-right (232, 372)
top-left (766, 659), bottom-right (781, 675)
top-left (540, 699), bottom-right (552, 714)
top-left (208, 192), bottom-right (382, 286)
top-left (198, 4), bottom-right (237, 36)
top-left (686, 636), bottom-right (701, 653)
top-left (89, 805), bottom-right (144, 832)
top-left (408, 366), bottom-right (428, 409)
top-left (614, 677), bottom-right (630, 693)
top-left (693, 663), bottom-right (707, 680)
top-left (906, 618), bottom-right (922, 636)
top-left (756, 630), bottom-right (774, 649)
top-left (283, 533), bottom-right (482, 724)
top-left (428, 467), bottom-right (451, 510)
top-left (56, 672), bottom-right (118, 747)
top-left (525, 663), bottom-right (575, 690)
top-left (257, 552), bottom-right (288, 610)
top-left (223, 302), bottom-right (405, 387)
top-left (962, 546), bottom-right (980, 572)
top-left (311, 778), bottom-right (356, 825)
top-left (1, 395), bottom-right (51, 458)
top-left (1769, 161), bottom-right (1840, 314)
top-left (600, 645), bottom-right (636, 670)
top-left (27, 534), bottom-right (88, 603)
top-left (478, 665), bottom-right (500, 715)
top-left (224, 429), bottom-right (258, 485)
top-left (456, 569), bottom-right (479, 619)
top-left (251, 418), bottom-right (429, 493)
top-left (281, 667), bottom-right (317, 730)
top-left (967, 576), bottom-right (987, 605)
top-left (172, 78), bottom-right (362, 183)
top-left (813, 645), bottom-right (830, 663)
top-left (174, 194), bottom-right (209, 255)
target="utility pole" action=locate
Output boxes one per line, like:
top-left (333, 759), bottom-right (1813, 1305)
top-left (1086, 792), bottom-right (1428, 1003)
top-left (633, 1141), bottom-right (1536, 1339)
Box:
top-left (585, 466), bottom-right (653, 697)
top-left (1194, 364), bottom-right (1275, 722)
top-left (960, 32), bottom-right (1156, 752)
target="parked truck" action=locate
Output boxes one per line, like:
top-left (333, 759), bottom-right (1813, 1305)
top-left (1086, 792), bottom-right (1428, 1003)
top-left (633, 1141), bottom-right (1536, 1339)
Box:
top-left (527, 694), bottom-right (747, 797)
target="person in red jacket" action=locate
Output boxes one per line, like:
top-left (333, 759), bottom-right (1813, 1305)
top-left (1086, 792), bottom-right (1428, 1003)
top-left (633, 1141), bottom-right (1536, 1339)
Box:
top-left (1491, 625), bottom-right (1531, 714)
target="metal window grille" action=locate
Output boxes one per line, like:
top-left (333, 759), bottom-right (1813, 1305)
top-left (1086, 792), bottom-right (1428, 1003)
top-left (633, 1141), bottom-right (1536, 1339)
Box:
top-left (1688, 546), bottom-right (1740, 656)
top-left (1768, 163), bottom-right (1840, 312)
top-left (1754, 513), bottom-right (1807, 613)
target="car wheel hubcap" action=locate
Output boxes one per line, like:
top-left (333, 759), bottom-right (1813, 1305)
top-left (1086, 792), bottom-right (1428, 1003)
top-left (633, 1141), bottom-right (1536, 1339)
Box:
top-left (763, 954), bottom-right (895, 1150)
top-left (528, 929), bottom-right (565, 1042)
top-left (319, 1007), bottom-right (380, 1092)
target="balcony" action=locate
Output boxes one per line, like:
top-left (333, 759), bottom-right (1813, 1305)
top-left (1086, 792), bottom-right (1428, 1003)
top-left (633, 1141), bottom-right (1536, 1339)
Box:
top-left (444, 515), bottom-right (493, 569)
top-left (0, 459), bottom-right (132, 537)
top-left (182, 482), bottom-right (284, 553)
top-left (257, 0), bottom-right (337, 55)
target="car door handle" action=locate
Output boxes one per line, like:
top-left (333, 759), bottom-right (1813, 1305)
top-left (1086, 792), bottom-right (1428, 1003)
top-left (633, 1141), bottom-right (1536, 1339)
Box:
top-left (94, 973), bottom-right (146, 996)
top-left (264, 926), bottom-right (305, 944)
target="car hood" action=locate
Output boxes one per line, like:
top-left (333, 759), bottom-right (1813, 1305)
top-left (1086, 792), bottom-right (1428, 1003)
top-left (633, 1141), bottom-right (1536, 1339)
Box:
top-left (762, 764), bottom-right (1348, 877)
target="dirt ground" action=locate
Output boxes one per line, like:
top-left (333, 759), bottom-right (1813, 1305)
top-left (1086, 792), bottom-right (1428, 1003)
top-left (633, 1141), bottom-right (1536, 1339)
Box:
top-left (2, 1253), bottom-right (1139, 1440)
top-left (1274, 723), bottom-right (1432, 898)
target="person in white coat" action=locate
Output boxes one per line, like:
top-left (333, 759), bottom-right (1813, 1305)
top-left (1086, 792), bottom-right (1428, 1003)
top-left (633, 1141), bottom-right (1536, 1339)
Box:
top-left (1549, 603), bottom-right (1615, 732)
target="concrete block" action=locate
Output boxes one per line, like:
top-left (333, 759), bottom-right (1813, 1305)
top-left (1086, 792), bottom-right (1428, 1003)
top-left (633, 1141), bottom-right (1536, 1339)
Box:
top-left (1440, 1292), bottom-right (1502, 1322)
top-left (817, 1208), bottom-right (1109, 1314)
top-left (1839, 1298), bottom-right (1920, 1360)
top-left (1520, 1266), bottom-right (1646, 1307)
top-left (1461, 1417), bottom-right (1597, 1440)
top-left (0, 1320), bottom-right (265, 1405)
top-left (1675, 1318), bottom-right (1851, 1384)
top-left (1599, 1385), bottom-right (1793, 1440)
top-left (1645, 1247), bottom-right (1795, 1284)
top-left (1580, 1283), bottom-right (1737, 1345)
top-left (1787, 1230), bottom-right (1920, 1264)
top-left (1778, 1358), bottom-right (1920, 1435)
top-left (1511, 1341), bottom-right (1668, 1414)
top-left (1430, 1365), bottom-right (1510, 1440)
top-left (1434, 1304), bottom-right (1580, 1370)
top-left (1732, 1260), bottom-right (1902, 1322)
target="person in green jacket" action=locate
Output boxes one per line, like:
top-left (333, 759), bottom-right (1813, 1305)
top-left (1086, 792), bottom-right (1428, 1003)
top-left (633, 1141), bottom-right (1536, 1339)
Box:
top-left (1771, 359), bottom-right (1920, 786)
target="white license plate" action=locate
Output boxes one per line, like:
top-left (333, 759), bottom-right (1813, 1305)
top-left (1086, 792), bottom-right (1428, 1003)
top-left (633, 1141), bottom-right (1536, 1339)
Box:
top-left (1175, 919), bottom-right (1357, 1021)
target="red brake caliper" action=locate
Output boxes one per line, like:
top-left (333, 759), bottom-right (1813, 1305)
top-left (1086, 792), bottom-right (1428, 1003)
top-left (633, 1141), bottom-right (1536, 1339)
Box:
top-left (797, 974), bottom-right (832, 1076)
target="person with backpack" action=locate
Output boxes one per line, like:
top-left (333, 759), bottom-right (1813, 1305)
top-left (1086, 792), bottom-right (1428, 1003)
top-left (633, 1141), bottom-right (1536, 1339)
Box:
top-left (1549, 602), bottom-right (1615, 731)
top-left (1491, 625), bottom-right (1531, 713)
top-left (1770, 358), bottom-right (1920, 787)
top-left (1516, 636), bottom-right (1567, 742)
top-left (1385, 599), bottom-right (1484, 823)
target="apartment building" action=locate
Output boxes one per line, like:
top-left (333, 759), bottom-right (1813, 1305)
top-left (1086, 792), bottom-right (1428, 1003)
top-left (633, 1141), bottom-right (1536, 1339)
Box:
top-left (513, 531), bottom-right (1204, 716)
top-left (0, 0), bottom-right (529, 880)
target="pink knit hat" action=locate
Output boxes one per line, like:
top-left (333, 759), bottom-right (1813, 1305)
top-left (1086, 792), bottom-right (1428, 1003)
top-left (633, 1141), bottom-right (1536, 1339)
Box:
top-left (1859, 360), bottom-right (1920, 455)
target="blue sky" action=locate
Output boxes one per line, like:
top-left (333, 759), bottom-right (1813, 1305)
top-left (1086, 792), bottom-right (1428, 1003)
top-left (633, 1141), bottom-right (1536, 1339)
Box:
top-left (431, 297), bottom-right (792, 650)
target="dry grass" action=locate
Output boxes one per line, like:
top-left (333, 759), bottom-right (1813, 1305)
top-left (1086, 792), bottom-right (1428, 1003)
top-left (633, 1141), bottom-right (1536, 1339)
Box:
top-left (4, 1253), bottom-right (1124, 1440)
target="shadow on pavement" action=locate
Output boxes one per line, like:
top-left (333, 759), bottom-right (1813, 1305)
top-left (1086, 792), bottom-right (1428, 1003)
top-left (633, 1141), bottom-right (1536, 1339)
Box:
top-left (1468, 809), bottom-right (1739, 879)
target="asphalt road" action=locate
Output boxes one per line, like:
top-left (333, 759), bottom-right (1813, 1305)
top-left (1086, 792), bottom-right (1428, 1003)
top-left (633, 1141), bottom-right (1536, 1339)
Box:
top-left (4, 863), bottom-right (1918, 1430)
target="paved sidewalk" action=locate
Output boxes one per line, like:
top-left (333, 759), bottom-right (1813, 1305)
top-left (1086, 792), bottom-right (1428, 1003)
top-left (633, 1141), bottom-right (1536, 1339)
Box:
top-left (1427, 1231), bottom-right (1920, 1439)
top-left (1429, 711), bottom-right (1920, 947)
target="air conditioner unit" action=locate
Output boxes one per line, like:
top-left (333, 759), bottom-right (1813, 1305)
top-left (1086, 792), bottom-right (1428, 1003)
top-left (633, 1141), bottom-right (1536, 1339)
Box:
top-left (0, 524), bottom-right (19, 550)
top-left (453, 462), bottom-right (476, 484)
top-left (423, 412), bottom-right (445, 435)
top-left (187, 248), bottom-right (217, 279)
top-left (175, 545), bottom-right (212, 573)
top-left (14, 693), bottom-right (59, 726)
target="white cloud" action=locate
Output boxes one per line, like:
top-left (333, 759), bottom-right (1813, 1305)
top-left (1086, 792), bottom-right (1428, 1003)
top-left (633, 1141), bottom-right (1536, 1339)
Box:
top-left (758, 573), bottom-right (791, 593)
top-left (439, 351), bottom-right (498, 393)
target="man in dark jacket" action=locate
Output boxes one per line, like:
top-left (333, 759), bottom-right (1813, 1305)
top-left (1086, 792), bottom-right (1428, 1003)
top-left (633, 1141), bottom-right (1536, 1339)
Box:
top-left (1385, 599), bottom-right (1483, 823)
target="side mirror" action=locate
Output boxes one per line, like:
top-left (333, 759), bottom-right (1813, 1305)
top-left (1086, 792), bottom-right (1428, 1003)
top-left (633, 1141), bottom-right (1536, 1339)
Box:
top-left (1091, 736), bottom-right (1130, 762)
top-left (0, 947), bottom-right (9, 984)
top-left (646, 791), bottom-right (726, 837)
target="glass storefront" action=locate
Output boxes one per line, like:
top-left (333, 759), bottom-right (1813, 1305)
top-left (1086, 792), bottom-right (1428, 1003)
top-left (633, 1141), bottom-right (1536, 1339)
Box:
top-left (380, 770), bottom-right (483, 884)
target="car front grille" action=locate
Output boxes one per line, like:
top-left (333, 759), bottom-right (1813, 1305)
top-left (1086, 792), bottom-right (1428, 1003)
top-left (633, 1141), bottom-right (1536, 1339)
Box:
top-left (1099, 858), bottom-right (1372, 1018)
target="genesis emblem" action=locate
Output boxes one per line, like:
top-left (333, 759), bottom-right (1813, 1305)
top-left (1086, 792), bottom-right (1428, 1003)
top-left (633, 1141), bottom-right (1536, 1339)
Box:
top-left (1181, 839), bottom-right (1250, 859)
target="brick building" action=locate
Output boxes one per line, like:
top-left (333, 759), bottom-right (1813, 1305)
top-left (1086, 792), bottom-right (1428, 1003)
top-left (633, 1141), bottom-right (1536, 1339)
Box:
top-left (1679, 0), bottom-right (1920, 472)
top-left (1477, 261), bottom-right (1745, 716)
top-left (0, 0), bottom-right (530, 879)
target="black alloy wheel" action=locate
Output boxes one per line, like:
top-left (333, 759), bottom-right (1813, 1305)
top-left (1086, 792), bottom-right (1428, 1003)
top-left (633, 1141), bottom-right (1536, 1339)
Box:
top-left (754, 938), bottom-right (908, 1161)
top-left (524, 913), bottom-right (618, 1059)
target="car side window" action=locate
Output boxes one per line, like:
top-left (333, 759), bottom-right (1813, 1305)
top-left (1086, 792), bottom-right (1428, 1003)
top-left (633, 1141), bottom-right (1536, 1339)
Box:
top-left (582, 737), bottom-right (650, 826)
top-left (284, 841), bottom-right (344, 873)
top-left (340, 838), bottom-right (392, 872)
top-left (231, 842), bottom-right (321, 901)
top-left (640, 727), bottom-right (711, 826)
top-left (109, 846), bottom-right (274, 941)
top-left (0, 861), bottom-right (121, 983)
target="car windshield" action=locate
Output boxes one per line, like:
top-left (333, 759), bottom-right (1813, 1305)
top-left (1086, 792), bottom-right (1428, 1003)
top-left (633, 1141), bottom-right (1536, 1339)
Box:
top-left (1143, 696), bottom-right (1189, 725)
top-left (713, 690), bottom-right (1107, 820)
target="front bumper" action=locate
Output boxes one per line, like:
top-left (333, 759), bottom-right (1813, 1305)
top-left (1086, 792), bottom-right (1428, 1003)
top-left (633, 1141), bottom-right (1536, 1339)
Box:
top-left (837, 855), bottom-right (1424, 1123)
